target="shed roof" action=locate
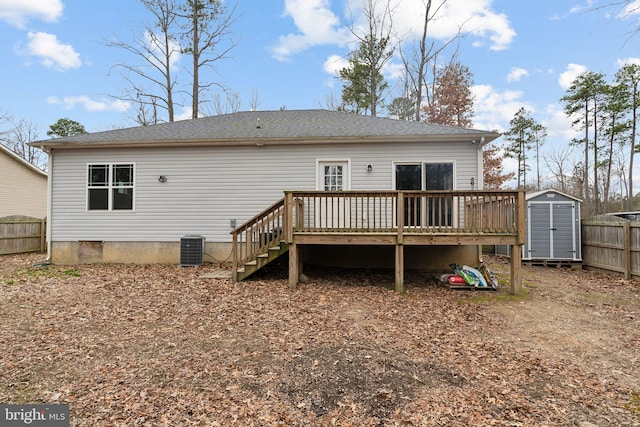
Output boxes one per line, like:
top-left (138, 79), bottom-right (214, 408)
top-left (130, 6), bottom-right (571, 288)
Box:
top-left (34, 109), bottom-right (499, 150)
top-left (526, 189), bottom-right (582, 203)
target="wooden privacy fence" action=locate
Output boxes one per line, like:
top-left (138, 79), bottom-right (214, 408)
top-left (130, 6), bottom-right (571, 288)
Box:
top-left (582, 220), bottom-right (640, 279)
top-left (0, 216), bottom-right (47, 255)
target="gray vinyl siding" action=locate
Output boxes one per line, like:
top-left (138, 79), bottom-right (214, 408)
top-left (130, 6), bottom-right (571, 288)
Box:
top-left (50, 141), bottom-right (479, 243)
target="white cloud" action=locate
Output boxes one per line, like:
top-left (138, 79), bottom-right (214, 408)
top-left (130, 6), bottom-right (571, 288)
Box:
top-left (383, 61), bottom-right (405, 81)
top-left (471, 84), bottom-right (533, 132)
top-left (558, 63), bottom-right (588, 90)
top-left (47, 96), bottom-right (130, 113)
top-left (617, 56), bottom-right (640, 67)
top-left (175, 106), bottom-right (194, 121)
top-left (271, 0), bottom-right (349, 61)
top-left (569, 0), bottom-right (596, 15)
top-left (22, 32), bottom-right (82, 71)
top-left (616, 0), bottom-right (640, 18)
top-left (507, 67), bottom-right (529, 83)
top-left (543, 103), bottom-right (577, 141)
top-left (323, 54), bottom-right (348, 75)
top-left (393, 0), bottom-right (516, 51)
top-left (0, 0), bottom-right (63, 28)
top-left (273, 0), bottom-right (516, 60)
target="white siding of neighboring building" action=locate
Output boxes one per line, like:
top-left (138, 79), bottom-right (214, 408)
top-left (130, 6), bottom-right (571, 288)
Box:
top-left (50, 140), bottom-right (478, 243)
top-left (0, 146), bottom-right (48, 218)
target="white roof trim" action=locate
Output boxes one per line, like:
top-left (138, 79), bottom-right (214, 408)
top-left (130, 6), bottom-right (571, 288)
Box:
top-left (526, 189), bottom-right (582, 203)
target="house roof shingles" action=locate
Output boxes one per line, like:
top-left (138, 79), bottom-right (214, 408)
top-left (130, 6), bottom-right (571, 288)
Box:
top-left (36, 109), bottom-right (499, 149)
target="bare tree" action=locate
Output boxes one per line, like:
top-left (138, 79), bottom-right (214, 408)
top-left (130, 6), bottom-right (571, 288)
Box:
top-left (176, 0), bottom-right (238, 119)
top-left (210, 90), bottom-right (241, 115)
top-left (108, 0), bottom-right (180, 124)
top-left (531, 122), bottom-right (547, 190)
top-left (1, 119), bottom-right (47, 170)
top-left (398, 0), bottom-right (465, 122)
top-left (320, 92), bottom-right (343, 111)
top-left (544, 145), bottom-right (576, 195)
top-left (249, 89), bottom-right (260, 112)
top-left (615, 64), bottom-right (640, 210)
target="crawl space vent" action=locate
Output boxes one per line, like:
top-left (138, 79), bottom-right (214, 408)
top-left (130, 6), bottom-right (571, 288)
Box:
top-left (180, 235), bottom-right (205, 266)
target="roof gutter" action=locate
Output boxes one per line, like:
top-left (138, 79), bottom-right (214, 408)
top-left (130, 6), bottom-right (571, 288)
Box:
top-left (33, 132), bottom-right (501, 150)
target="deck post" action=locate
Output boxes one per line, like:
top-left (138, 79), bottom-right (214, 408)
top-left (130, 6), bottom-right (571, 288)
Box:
top-left (231, 231), bottom-right (238, 281)
top-left (289, 241), bottom-right (299, 290)
top-left (510, 244), bottom-right (522, 295)
top-left (510, 190), bottom-right (526, 295)
top-left (395, 244), bottom-right (404, 293)
top-left (283, 192), bottom-right (293, 243)
top-left (395, 192), bottom-right (405, 292)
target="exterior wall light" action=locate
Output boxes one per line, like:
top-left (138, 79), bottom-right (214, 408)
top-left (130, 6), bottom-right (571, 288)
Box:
top-left (367, 164), bottom-right (373, 172)
top-left (158, 175), bottom-right (167, 183)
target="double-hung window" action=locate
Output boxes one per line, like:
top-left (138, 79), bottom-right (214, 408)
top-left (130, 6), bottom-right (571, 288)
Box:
top-left (87, 163), bottom-right (135, 211)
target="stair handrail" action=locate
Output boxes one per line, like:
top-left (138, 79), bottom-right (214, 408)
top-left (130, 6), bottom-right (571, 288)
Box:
top-left (231, 198), bottom-right (286, 278)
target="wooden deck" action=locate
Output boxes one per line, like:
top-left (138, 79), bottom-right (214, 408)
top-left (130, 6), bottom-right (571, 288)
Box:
top-left (232, 190), bottom-right (525, 294)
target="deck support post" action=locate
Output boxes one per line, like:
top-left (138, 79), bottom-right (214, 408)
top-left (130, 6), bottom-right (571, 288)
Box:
top-left (289, 241), bottom-right (300, 290)
top-left (510, 244), bottom-right (522, 295)
top-left (395, 192), bottom-right (404, 293)
top-left (395, 244), bottom-right (404, 293)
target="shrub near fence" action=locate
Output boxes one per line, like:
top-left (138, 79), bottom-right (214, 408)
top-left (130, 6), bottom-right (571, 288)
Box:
top-left (0, 216), bottom-right (46, 255)
top-left (582, 219), bottom-right (640, 279)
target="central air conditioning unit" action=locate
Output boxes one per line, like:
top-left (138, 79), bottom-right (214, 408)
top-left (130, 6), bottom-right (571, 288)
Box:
top-left (180, 235), bottom-right (205, 266)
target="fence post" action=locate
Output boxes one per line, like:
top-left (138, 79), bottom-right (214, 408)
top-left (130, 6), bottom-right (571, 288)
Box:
top-left (624, 221), bottom-right (631, 280)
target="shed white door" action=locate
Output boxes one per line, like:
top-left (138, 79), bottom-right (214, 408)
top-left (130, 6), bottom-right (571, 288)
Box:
top-left (317, 161), bottom-right (350, 228)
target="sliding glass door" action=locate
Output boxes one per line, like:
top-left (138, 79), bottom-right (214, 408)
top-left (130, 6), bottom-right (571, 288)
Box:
top-left (395, 162), bottom-right (454, 227)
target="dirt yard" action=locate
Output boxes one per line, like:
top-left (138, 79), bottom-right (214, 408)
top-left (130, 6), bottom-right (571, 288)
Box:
top-left (0, 253), bottom-right (638, 426)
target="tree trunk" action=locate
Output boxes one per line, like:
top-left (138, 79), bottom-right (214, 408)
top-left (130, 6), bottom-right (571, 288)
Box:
top-left (629, 86), bottom-right (637, 211)
top-left (191, 7), bottom-right (199, 119)
top-left (584, 100), bottom-right (590, 214)
top-left (593, 100), bottom-right (599, 214)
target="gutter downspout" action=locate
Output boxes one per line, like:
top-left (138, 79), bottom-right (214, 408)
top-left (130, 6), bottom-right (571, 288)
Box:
top-left (477, 137), bottom-right (485, 263)
top-left (43, 147), bottom-right (52, 261)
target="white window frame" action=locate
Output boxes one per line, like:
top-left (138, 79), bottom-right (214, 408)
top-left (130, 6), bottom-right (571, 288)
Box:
top-left (315, 159), bottom-right (351, 191)
top-left (86, 162), bottom-right (136, 212)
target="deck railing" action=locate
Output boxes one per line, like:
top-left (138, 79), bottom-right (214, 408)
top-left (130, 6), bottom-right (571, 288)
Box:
top-left (285, 190), bottom-right (522, 235)
top-left (231, 198), bottom-right (286, 273)
top-left (232, 190), bottom-right (525, 274)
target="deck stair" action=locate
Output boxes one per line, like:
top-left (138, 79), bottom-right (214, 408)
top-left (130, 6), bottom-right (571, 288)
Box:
top-left (235, 240), bottom-right (289, 280)
top-left (231, 198), bottom-right (288, 281)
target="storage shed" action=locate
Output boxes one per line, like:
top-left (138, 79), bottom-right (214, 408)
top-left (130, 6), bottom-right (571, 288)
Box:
top-left (496, 189), bottom-right (582, 262)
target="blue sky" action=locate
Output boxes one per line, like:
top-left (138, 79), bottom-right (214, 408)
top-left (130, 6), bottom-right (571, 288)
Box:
top-left (2, 0), bottom-right (640, 189)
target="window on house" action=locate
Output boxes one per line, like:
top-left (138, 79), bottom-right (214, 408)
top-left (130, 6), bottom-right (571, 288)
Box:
top-left (323, 165), bottom-right (343, 191)
top-left (87, 163), bottom-right (134, 211)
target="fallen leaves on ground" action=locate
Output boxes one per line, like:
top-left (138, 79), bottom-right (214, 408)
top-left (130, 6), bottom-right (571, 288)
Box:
top-left (0, 254), bottom-right (638, 426)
